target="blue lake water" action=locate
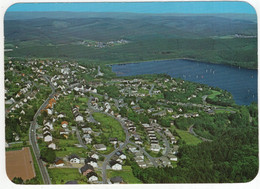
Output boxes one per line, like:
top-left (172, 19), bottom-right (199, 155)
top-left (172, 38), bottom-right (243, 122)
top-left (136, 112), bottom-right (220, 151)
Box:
top-left (111, 59), bottom-right (258, 105)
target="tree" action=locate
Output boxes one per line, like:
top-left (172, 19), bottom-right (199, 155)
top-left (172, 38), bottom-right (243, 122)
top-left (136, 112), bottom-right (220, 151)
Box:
top-left (40, 148), bottom-right (56, 163)
top-left (12, 177), bottom-right (24, 184)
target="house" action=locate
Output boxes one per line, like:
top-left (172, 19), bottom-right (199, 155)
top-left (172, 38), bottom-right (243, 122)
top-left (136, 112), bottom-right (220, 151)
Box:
top-left (43, 126), bottom-right (50, 133)
top-left (89, 152), bottom-right (99, 160)
top-left (109, 160), bottom-right (122, 170)
top-left (61, 121), bottom-right (68, 128)
top-left (160, 157), bottom-right (171, 167)
top-left (110, 176), bottom-right (123, 184)
top-left (81, 127), bottom-right (93, 134)
top-left (48, 142), bottom-right (56, 150)
top-left (68, 154), bottom-right (80, 164)
top-left (94, 144), bottom-right (107, 151)
top-left (45, 108), bottom-right (52, 115)
top-left (75, 114), bottom-right (84, 122)
top-left (86, 172), bottom-right (98, 182)
top-left (54, 159), bottom-right (65, 167)
top-left (115, 151), bottom-right (126, 160)
top-left (134, 156), bottom-right (144, 163)
top-left (137, 161), bottom-right (147, 168)
top-left (109, 137), bottom-right (118, 144)
top-left (85, 157), bottom-right (98, 168)
top-left (44, 121), bottom-right (53, 130)
top-left (111, 156), bottom-right (123, 164)
top-left (80, 164), bottom-right (94, 176)
top-left (168, 154), bottom-right (178, 161)
top-left (151, 144), bottom-right (160, 152)
top-left (57, 113), bottom-right (65, 118)
top-left (83, 134), bottom-right (92, 144)
top-left (135, 152), bottom-right (144, 159)
top-left (43, 133), bottom-right (52, 142)
top-left (128, 145), bottom-right (137, 153)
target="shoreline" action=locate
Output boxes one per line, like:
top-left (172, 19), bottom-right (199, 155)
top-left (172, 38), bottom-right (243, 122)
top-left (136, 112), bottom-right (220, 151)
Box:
top-left (106, 58), bottom-right (257, 70)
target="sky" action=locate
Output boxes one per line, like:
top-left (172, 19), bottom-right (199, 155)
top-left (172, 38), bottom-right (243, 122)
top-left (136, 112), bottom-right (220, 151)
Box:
top-left (6, 1), bottom-right (256, 14)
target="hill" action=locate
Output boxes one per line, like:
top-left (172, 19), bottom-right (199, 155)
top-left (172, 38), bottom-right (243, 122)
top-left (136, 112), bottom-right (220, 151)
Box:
top-left (4, 12), bottom-right (257, 69)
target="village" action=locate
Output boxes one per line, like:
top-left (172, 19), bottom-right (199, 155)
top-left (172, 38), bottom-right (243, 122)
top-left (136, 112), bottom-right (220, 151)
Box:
top-left (5, 58), bottom-right (231, 184)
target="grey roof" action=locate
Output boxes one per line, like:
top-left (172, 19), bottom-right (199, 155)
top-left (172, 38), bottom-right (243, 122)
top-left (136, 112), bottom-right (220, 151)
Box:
top-left (80, 164), bottom-right (94, 174)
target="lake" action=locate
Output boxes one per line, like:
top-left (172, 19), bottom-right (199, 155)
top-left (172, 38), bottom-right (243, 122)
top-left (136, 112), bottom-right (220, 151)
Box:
top-left (111, 59), bottom-right (258, 105)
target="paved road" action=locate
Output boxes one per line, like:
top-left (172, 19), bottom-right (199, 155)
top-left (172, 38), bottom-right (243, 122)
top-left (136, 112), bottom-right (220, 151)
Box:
top-left (156, 131), bottom-right (170, 157)
top-left (75, 128), bottom-right (88, 150)
top-left (29, 75), bottom-right (55, 184)
top-left (188, 125), bottom-right (213, 142)
top-left (149, 84), bottom-right (155, 96)
top-left (202, 95), bottom-right (208, 105)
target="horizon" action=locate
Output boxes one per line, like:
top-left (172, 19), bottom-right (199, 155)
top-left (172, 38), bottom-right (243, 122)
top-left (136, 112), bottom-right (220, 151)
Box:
top-left (6, 2), bottom-right (256, 14)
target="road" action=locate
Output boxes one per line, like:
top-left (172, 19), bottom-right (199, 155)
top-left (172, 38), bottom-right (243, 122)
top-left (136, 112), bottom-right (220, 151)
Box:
top-left (202, 95), bottom-right (208, 105)
top-left (75, 128), bottom-right (88, 150)
top-left (29, 75), bottom-right (55, 184)
top-left (149, 84), bottom-right (155, 96)
top-left (188, 125), bottom-right (213, 142)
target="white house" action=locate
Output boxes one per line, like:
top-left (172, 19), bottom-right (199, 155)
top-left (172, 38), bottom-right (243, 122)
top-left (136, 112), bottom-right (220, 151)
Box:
top-left (151, 144), bottom-right (161, 152)
top-left (20, 110), bottom-right (25, 115)
top-left (46, 109), bottom-right (53, 115)
top-left (44, 134), bottom-right (53, 142)
top-left (168, 154), bottom-right (178, 161)
top-left (87, 172), bottom-right (98, 182)
top-left (109, 161), bottom-right (122, 170)
top-left (82, 127), bottom-right (93, 134)
top-left (85, 158), bottom-right (98, 168)
top-left (75, 115), bottom-right (84, 122)
top-left (94, 144), bottom-right (107, 151)
top-left (68, 155), bottom-right (80, 164)
top-left (45, 121), bottom-right (53, 130)
top-left (90, 153), bottom-right (99, 160)
top-left (48, 143), bottom-right (56, 150)
top-left (83, 134), bottom-right (92, 144)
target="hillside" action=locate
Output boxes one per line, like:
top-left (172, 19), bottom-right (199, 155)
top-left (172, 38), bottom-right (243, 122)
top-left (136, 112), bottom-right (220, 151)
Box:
top-left (4, 12), bottom-right (257, 69)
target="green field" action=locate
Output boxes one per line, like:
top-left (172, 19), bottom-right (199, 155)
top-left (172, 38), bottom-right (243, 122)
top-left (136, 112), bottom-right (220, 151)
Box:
top-left (175, 128), bottom-right (202, 145)
top-left (48, 168), bottom-right (87, 184)
top-left (92, 112), bottom-right (125, 141)
top-left (107, 166), bottom-right (142, 184)
top-left (55, 139), bottom-right (88, 157)
top-left (208, 90), bottom-right (221, 100)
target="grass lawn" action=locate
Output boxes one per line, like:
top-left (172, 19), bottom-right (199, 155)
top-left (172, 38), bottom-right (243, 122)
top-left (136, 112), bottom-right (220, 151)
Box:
top-left (55, 139), bottom-right (88, 157)
top-left (48, 168), bottom-right (87, 184)
top-left (92, 113), bottom-right (125, 141)
top-left (208, 90), bottom-right (221, 99)
top-left (107, 166), bottom-right (142, 184)
top-left (175, 128), bottom-right (202, 145)
top-left (78, 97), bottom-right (89, 103)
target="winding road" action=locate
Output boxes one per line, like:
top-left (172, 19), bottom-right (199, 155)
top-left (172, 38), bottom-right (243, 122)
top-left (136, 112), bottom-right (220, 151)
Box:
top-left (29, 75), bottom-right (55, 184)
